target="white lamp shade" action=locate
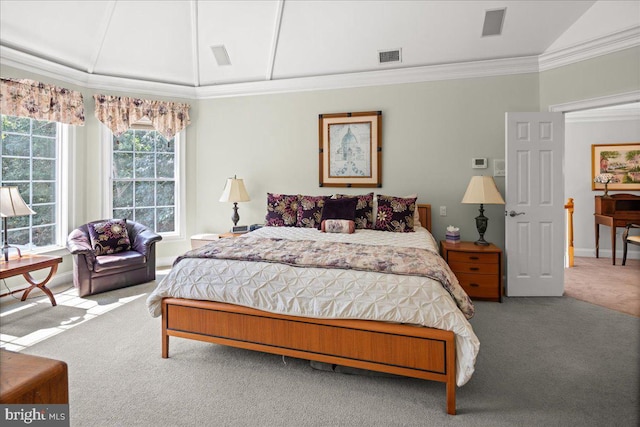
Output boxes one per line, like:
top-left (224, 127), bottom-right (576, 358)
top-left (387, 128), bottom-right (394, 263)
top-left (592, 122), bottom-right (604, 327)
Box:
top-left (0, 186), bottom-right (36, 217)
top-left (461, 176), bottom-right (505, 205)
top-left (219, 178), bottom-right (250, 203)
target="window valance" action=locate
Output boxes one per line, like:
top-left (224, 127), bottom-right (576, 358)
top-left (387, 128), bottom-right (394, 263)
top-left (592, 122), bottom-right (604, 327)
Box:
top-left (0, 78), bottom-right (85, 125)
top-left (94, 95), bottom-right (190, 140)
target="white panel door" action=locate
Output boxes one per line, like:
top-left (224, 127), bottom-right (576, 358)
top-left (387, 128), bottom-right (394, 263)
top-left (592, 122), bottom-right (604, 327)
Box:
top-left (505, 112), bottom-right (565, 296)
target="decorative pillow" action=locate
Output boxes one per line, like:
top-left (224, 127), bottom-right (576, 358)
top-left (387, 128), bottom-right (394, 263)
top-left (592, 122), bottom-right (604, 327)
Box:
top-left (87, 219), bottom-right (131, 255)
top-left (321, 219), bottom-right (355, 234)
top-left (374, 195), bottom-right (417, 232)
top-left (318, 197), bottom-right (358, 229)
top-left (265, 193), bottom-right (299, 226)
top-left (297, 195), bottom-right (330, 228)
top-left (335, 192), bottom-right (374, 229)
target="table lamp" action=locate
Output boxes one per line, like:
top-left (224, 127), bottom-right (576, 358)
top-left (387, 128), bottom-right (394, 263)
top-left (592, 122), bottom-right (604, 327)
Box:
top-left (219, 176), bottom-right (250, 228)
top-left (1, 186), bottom-right (36, 261)
top-left (461, 176), bottom-right (505, 246)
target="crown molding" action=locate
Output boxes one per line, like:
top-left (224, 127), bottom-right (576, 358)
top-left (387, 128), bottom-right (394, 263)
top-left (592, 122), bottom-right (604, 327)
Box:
top-left (0, 46), bottom-right (197, 99)
top-left (548, 90), bottom-right (640, 113)
top-left (565, 104), bottom-right (640, 123)
top-left (539, 26), bottom-right (640, 72)
top-left (2, 25), bottom-right (636, 99)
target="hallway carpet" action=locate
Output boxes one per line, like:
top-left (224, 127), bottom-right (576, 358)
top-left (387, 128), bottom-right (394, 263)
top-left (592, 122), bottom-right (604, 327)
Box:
top-left (564, 256), bottom-right (639, 317)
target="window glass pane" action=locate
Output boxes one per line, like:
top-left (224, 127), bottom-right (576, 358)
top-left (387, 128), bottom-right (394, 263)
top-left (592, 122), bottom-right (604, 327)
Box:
top-left (135, 208), bottom-right (154, 228)
top-left (114, 133), bottom-right (134, 151)
top-left (156, 154), bottom-right (174, 178)
top-left (33, 159), bottom-right (56, 180)
top-left (2, 133), bottom-right (30, 156)
top-left (32, 204), bottom-right (55, 226)
top-left (33, 182), bottom-right (55, 204)
top-left (157, 207), bottom-right (174, 233)
top-left (113, 181), bottom-right (133, 208)
top-left (137, 131), bottom-right (155, 152)
top-left (135, 181), bottom-right (155, 207)
top-left (113, 208), bottom-right (133, 220)
top-left (113, 152), bottom-right (133, 179)
top-left (33, 225), bottom-right (55, 247)
top-left (111, 129), bottom-right (177, 234)
top-left (33, 136), bottom-right (56, 158)
top-left (156, 181), bottom-right (174, 206)
top-left (2, 116), bottom-right (30, 133)
top-left (135, 153), bottom-right (155, 178)
top-left (1, 115), bottom-right (61, 252)
top-left (2, 158), bottom-right (30, 181)
top-left (32, 120), bottom-right (56, 137)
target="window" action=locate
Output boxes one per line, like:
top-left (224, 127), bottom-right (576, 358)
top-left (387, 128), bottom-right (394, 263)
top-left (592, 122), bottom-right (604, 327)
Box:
top-left (1, 115), bottom-right (63, 251)
top-left (110, 129), bottom-right (179, 234)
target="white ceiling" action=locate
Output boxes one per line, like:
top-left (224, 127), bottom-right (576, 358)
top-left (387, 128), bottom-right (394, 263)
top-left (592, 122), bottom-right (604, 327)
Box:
top-left (0, 0), bottom-right (638, 97)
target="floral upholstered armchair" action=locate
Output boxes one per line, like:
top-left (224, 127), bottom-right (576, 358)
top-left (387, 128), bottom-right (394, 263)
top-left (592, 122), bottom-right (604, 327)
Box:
top-left (67, 219), bottom-right (162, 297)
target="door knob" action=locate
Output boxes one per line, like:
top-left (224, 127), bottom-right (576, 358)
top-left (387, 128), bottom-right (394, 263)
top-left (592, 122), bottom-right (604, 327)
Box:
top-left (508, 210), bottom-right (525, 217)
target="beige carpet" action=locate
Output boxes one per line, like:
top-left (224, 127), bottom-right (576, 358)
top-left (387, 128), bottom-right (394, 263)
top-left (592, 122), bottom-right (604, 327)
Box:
top-left (564, 257), bottom-right (640, 317)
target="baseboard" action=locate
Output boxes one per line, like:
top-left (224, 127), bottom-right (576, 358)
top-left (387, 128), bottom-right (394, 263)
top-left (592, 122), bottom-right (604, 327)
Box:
top-left (574, 247), bottom-right (640, 260)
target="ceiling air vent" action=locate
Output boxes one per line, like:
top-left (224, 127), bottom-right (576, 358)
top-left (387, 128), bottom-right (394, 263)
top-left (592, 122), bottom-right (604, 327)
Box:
top-left (378, 49), bottom-right (402, 64)
top-left (482, 8), bottom-right (506, 37)
top-left (211, 45), bottom-right (231, 66)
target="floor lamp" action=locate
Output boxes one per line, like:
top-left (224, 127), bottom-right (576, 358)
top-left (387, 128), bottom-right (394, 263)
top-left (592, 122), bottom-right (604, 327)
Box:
top-left (1, 186), bottom-right (36, 262)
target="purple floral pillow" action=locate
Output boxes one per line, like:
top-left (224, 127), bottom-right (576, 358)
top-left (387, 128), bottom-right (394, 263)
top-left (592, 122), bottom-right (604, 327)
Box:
top-left (87, 219), bottom-right (131, 255)
top-left (374, 195), bottom-right (417, 232)
top-left (297, 195), bottom-right (329, 228)
top-left (265, 193), bottom-right (299, 227)
top-left (335, 193), bottom-right (374, 229)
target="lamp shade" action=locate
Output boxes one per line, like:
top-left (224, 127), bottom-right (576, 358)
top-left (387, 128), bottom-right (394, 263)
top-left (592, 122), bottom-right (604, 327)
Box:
top-left (0, 186), bottom-right (36, 217)
top-left (219, 177), bottom-right (250, 203)
top-left (461, 176), bottom-right (505, 205)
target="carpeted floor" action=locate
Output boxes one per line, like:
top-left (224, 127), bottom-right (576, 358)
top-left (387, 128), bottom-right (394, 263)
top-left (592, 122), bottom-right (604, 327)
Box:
top-left (1, 277), bottom-right (638, 426)
top-left (564, 257), bottom-right (640, 317)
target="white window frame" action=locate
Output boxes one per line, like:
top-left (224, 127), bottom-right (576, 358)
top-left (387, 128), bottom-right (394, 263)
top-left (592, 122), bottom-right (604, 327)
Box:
top-left (101, 126), bottom-right (185, 240)
top-left (0, 116), bottom-right (72, 255)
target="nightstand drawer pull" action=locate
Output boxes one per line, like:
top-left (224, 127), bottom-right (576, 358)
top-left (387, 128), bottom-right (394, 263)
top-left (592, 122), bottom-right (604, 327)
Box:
top-left (470, 283), bottom-right (480, 287)
top-left (469, 256), bottom-right (479, 260)
top-left (469, 267), bottom-right (480, 271)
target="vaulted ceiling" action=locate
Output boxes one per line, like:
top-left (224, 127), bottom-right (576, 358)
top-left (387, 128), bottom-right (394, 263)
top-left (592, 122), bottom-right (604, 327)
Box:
top-left (1, 1), bottom-right (638, 97)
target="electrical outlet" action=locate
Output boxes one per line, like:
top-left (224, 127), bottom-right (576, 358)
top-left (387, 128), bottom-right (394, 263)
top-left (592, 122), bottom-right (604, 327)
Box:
top-left (440, 206), bottom-right (447, 216)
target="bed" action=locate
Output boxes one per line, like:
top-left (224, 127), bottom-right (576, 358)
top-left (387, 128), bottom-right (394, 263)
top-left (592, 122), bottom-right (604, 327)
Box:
top-left (146, 204), bottom-right (479, 415)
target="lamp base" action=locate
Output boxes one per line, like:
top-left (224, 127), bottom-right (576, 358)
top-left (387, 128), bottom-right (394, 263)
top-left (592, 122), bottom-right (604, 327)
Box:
top-left (474, 203), bottom-right (491, 246)
top-left (2, 245), bottom-right (22, 262)
top-left (231, 202), bottom-right (240, 227)
top-left (474, 238), bottom-right (490, 246)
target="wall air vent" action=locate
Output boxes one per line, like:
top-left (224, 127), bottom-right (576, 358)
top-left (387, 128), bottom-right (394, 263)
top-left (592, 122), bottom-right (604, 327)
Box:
top-left (482, 8), bottom-right (506, 37)
top-left (378, 49), bottom-right (402, 64)
top-left (211, 45), bottom-right (231, 66)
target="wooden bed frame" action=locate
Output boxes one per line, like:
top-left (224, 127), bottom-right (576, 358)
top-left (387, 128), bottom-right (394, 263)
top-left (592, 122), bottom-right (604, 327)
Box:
top-left (161, 204), bottom-right (459, 415)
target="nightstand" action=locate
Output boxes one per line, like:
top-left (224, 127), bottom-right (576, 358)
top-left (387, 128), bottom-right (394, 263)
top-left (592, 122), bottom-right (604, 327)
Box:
top-left (219, 232), bottom-right (247, 238)
top-left (440, 241), bottom-right (503, 302)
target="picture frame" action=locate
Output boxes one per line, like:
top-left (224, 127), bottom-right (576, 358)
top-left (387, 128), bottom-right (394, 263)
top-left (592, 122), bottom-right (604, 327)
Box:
top-left (591, 143), bottom-right (640, 191)
top-left (319, 111), bottom-right (382, 187)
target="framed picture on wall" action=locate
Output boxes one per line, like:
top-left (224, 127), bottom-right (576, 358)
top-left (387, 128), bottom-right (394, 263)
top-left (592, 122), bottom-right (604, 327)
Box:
top-left (591, 142), bottom-right (640, 191)
top-left (318, 111), bottom-right (382, 187)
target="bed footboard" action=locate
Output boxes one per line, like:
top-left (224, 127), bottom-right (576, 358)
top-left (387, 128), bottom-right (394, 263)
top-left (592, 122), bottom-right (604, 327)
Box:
top-left (161, 297), bottom-right (457, 414)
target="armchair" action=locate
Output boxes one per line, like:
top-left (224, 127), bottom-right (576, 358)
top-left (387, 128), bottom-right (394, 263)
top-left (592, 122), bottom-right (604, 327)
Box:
top-left (67, 220), bottom-right (162, 297)
top-left (622, 223), bottom-right (640, 266)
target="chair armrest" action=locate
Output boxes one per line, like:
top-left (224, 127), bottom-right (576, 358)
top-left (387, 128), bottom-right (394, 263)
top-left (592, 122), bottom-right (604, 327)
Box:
top-left (132, 228), bottom-right (163, 257)
top-left (623, 223), bottom-right (640, 240)
top-left (67, 228), bottom-right (94, 255)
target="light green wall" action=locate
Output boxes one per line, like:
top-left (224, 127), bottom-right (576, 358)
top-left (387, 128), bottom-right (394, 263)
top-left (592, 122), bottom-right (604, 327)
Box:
top-left (197, 74), bottom-right (540, 249)
top-left (539, 46), bottom-right (640, 110)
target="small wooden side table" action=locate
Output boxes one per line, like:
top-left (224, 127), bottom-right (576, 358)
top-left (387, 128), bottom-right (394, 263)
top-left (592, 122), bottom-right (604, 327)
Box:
top-left (0, 254), bottom-right (62, 306)
top-left (440, 241), bottom-right (503, 302)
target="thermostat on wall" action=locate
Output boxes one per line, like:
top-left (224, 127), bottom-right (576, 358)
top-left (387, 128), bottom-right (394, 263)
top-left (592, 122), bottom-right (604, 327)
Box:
top-left (472, 158), bottom-right (488, 169)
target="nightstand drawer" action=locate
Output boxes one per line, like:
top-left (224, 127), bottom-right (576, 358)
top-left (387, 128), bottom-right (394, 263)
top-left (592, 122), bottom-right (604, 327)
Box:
top-left (448, 251), bottom-right (498, 264)
top-left (456, 273), bottom-right (499, 298)
top-left (449, 261), bottom-right (499, 275)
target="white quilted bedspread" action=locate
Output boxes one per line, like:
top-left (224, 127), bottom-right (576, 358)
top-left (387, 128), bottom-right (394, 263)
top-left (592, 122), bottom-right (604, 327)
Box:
top-left (146, 226), bottom-right (480, 386)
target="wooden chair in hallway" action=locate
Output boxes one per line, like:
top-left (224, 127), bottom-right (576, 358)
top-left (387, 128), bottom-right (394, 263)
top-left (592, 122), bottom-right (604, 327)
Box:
top-left (622, 223), bottom-right (640, 266)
